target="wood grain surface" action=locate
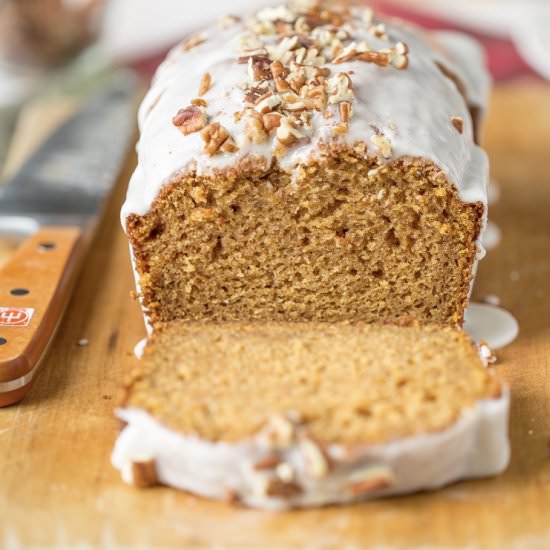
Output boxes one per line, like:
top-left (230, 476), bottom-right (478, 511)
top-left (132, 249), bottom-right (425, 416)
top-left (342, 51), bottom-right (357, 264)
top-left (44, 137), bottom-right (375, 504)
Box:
top-left (0, 79), bottom-right (549, 549)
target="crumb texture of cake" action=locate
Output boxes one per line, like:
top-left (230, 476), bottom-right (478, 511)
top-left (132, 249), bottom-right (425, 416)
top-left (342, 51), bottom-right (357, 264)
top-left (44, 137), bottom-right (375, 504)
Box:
top-left (122, 0), bottom-right (490, 328)
top-left (112, 322), bottom-right (510, 509)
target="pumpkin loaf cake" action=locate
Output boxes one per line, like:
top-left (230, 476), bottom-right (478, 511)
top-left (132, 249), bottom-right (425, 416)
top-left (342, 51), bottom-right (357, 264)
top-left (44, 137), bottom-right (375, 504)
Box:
top-left (112, 322), bottom-right (509, 509)
top-left (122, 0), bottom-right (490, 329)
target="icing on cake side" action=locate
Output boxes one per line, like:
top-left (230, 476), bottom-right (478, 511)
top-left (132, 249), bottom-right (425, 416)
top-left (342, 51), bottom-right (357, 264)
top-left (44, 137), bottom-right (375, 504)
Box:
top-left (112, 391), bottom-right (510, 510)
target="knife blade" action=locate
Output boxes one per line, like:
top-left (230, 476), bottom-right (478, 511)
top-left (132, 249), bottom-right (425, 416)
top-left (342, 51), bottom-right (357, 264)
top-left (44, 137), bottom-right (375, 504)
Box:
top-left (0, 72), bottom-right (137, 406)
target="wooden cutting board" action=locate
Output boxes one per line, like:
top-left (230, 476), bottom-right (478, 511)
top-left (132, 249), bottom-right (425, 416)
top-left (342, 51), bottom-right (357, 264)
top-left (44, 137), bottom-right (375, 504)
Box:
top-left (1, 80), bottom-right (549, 549)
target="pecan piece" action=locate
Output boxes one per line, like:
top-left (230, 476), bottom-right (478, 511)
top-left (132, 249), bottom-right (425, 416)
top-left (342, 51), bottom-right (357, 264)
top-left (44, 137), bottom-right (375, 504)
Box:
top-left (451, 116), bottom-right (464, 134)
top-left (356, 51), bottom-right (390, 67)
top-left (244, 110), bottom-right (268, 144)
top-left (264, 478), bottom-right (303, 498)
top-left (347, 466), bottom-right (395, 496)
top-left (301, 438), bottom-right (331, 478)
top-left (338, 101), bottom-right (352, 125)
top-left (263, 112), bottom-right (282, 131)
top-left (172, 105), bottom-right (208, 135)
top-left (181, 33), bottom-right (205, 51)
top-left (348, 476), bottom-right (391, 496)
top-left (191, 98), bottom-right (208, 108)
top-left (198, 72), bottom-right (212, 96)
top-left (130, 459), bottom-right (158, 488)
top-left (253, 454), bottom-right (281, 471)
top-left (276, 117), bottom-right (306, 147)
top-left (248, 55), bottom-right (273, 82)
top-left (371, 133), bottom-right (393, 158)
top-left (201, 122), bottom-right (238, 155)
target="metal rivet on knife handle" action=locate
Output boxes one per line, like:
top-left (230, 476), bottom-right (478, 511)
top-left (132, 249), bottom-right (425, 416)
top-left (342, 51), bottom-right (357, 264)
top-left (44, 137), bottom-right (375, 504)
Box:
top-left (0, 227), bottom-right (83, 407)
top-left (10, 289), bottom-right (30, 296)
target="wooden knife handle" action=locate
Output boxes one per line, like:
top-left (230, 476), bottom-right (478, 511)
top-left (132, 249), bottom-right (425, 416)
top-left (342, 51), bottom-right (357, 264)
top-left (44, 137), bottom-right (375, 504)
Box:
top-left (0, 226), bottom-right (83, 407)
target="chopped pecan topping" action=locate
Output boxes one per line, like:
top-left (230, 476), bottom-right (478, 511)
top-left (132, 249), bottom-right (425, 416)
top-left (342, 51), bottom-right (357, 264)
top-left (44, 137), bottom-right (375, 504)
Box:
top-left (451, 116), bottom-right (464, 134)
top-left (327, 73), bottom-right (354, 104)
top-left (191, 98), bottom-right (208, 108)
top-left (304, 84), bottom-right (327, 111)
top-left (244, 86), bottom-right (267, 105)
top-left (275, 461), bottom-right (295, 482)
top-left (348, 476), bottom-right (392, 496)
top-left (263, 112), bottom-right (282, 131)
top-left (263, 478), bottom-right (303, 498)
top-left (224, 487), bottom-right (241, 504)
top-left (371, 133), bottom-right (393, 158)
top-left (287, 71), bottom-right (307, 94)
top-left (130, 459), bottom-right (158, 488)
top-left (339, 101), bottom-right (352, 125)
top-left (255, 93), bottom-right (282, 114)
top-left (356, 50), bottom-right (390, 67)
top-left (253, 454), bottom-right (281, 471)
top-left (181, 33), bottom-right (206, 51)
top-left (222, 4), bottom-right (414, 158)
top-left (270, 60), bottom-right (291, 92)
top-left (276, 116), bottom-right (306, 147)
top-left (347, 466), bottom-right (395, 496)
top-left (301, 438), bottom-right (331, 478)
top-left (244, 110), bottom-right (269, 143)
top-left (217, 14), bottom-right (241, 29)
top-left (259, 413), bottom-right (299, 448)
top-left (389, 43), bottom-right (409, 69)
top-left (198, 72), bottom-right (212, 96)
top-left (370, 22), bottom-right (387, 39)
top-left (479, 340), bottom-right (497, 366)
top-left (270, 59), bottom-right (288, 79)
top-left (201, 122), bottom-right (238, 155)
top-left (248, 55), bottom-right (273, 82)
top-left (172, 105), bottom-right (208, 135)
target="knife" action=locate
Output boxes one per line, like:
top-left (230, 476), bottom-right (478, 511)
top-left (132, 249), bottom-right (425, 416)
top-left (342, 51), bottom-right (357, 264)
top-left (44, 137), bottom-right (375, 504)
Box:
top-left (0, 72), bottom-right (137, 407)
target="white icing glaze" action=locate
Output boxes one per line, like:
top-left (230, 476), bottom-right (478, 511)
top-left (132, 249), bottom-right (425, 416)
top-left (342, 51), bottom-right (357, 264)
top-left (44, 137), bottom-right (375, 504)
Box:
top-left (133, 338), bottom-right (147, 359)
top-left (465, 303), bottom-right (519, 349)
top-left (488, 176), bottom-right (501, 205)
top-left (482, 220), bottom-right (502, 251)
top-left (433, 30), bottom-right (491, 111)
top-left (112, 391), bottom-right (510, 510)
top-left (121, 3), bottom-right (489, 224)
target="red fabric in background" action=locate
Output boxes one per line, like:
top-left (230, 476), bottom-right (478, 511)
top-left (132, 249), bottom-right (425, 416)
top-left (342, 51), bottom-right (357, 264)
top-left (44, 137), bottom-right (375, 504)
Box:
top-left (374, 1), bottom-right (538, 80)
top-left (132, 1), bottom-right (539, 81)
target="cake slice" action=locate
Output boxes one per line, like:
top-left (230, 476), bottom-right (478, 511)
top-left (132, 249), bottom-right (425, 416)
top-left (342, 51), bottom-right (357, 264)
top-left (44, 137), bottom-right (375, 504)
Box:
top-left (112, 322), bottom-right (509, 509)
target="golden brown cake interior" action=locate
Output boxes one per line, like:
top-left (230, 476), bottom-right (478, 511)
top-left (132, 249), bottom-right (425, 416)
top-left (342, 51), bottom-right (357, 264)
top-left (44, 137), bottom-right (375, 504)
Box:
top-left (127, 148), bottom-right (483, 327)
top-left (123, 322), bottom-right (499, 446)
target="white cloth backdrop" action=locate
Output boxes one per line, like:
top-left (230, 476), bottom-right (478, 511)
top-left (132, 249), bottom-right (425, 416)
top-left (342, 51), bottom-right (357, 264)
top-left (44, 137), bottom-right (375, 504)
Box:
top-left (101, 0), bottom-right (550, 79)
top-left (101, 0), bottom-right (273, 60)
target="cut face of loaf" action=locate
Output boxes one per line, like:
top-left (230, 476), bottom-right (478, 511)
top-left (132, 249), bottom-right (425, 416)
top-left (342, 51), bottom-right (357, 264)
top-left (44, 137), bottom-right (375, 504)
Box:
top-left (127, 151), bottom-right (483, 326)
top-left (112, 322), bottom-right (509, 509)
top-left (122, 1), bottom-right (490, 327)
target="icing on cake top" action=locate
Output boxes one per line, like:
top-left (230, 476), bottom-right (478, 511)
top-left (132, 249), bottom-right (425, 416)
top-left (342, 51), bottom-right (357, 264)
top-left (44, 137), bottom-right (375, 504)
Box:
top-left (122, 0), bottom-right (489, 220)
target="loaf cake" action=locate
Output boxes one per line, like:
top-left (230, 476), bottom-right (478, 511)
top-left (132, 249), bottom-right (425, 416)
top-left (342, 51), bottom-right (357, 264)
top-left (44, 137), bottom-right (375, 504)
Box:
top-left (122, 0), bottom-right (490, 329)
top-left (112, 322), bottom-right (509, 509)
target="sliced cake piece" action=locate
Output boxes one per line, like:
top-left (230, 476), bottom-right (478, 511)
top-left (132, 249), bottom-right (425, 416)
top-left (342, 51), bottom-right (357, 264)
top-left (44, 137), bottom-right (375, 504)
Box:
top-left (112, 323), bottom-right (509, 510)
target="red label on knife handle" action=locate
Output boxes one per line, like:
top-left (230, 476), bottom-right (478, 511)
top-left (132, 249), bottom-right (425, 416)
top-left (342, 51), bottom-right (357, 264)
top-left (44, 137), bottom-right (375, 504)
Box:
top-left (0, 226), bottom-right (83, 407)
